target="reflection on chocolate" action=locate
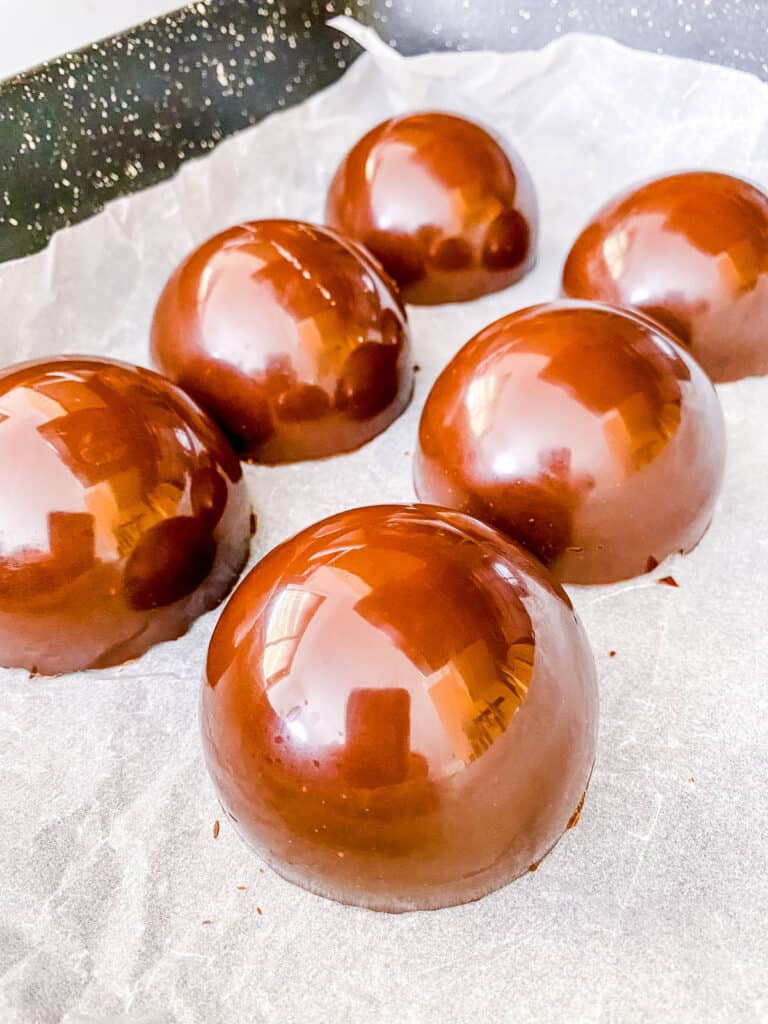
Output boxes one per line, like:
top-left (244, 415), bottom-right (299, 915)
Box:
top-left (201, 504), bottom-right (597, 911)
top-left (123, 517), bottom-right (217, 611)
top-left (325, 112), bottom-right (538, 305)
top-left (562, 171), bottom-right (768, 382)
top-left (414, 302), bottom-right (726, 584)
top-left (151, 220), bottom-right (412, 463)
top-left (0, 357), bottom-right (251, 674)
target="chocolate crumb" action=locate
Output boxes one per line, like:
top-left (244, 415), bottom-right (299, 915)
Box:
top-left (256, 906), bottom-right (263, 916)
top-left (249, 512), bottom-right (257, 536)
top-left (609, 650), bottom-right (616, 658)
top-left (414, 364), bottom-right (421, 372)
top-left (645, 555), bottom-right (659, 572)
top-left (202, 919), bottom-right (212, 925)
top-left (236, 885), bottom-right (247, 891)
top-left (259, 868), bottom-right (265, 874)
top-left (688, 776), bottom-right (695, 783)
top-left (527, 862), bottom-right (539, 873)
top-left (213, 820), bottom-right (220, 839)
top-left (657, 575), bottom-right (679, 588)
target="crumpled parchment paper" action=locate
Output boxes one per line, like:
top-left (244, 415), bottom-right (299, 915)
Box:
top-left (0, 18), bottom-right (767, 1024)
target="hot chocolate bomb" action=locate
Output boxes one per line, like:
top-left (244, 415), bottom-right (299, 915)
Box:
top-left (562, 171), bottom-right (768, 382)
top-left (326, 111), bottom-right (538, 304)
top-left (201, 505), bottom-right (598, 912)
top-left (0, 357), bottom-right (251, 674)
top-left (414, 301), bottom-right (726, 584)
top-left (152, 219), bottom-right (412, 463)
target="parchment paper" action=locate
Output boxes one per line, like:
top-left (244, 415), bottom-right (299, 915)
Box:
top-left (1, 18), bottom-right (767, 1024)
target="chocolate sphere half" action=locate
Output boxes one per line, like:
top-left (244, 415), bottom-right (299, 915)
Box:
top-left (325, 111), bottom-right (538, 305)
top-left (201, 505), bottom-right (597, 911)
top-left (151, 220), bottom-right (412, 463)
top-left (0, 357), bottom-right (251, 674)
top-left (562, 171), bottom-right (768, 382)
top-left (414, 302), bottom-right (726, 584)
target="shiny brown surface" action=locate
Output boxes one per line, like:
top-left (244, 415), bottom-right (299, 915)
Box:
top-left (562, 171), bottom-right (768, 382)
top-left (414, 301), bottom-right (726, 584)
top-left (201, 504), bottom-right (597, 912)
top-left (151, 219), bottom-right (412, 463)
top-left (0, 357), bottom-right (251, 674)
top-left (325, 112), bottom-right (538, 305)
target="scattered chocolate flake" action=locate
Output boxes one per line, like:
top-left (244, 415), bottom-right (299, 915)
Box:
top-left (657, 575), bottom-right (679, 588)
top-left (527, 861), bottom-right (539, 873)
top-left (256, 906), bottom-right (263, 916)
top-left (213, 820), bottom-right (220, 839)
top-left (688, 776), bottom-right (695, 783)
top-left (236, 885), bottom-right (247, 891)
top-left (249, 512), bottom-right (257, 536)
top-left (645, 555), bottom-right (659, 572)
top-left (413, 364), bottom-right (421, 372)
top-left (202, 919), bottom-right (212, 925)
top-left (609, 650), bottom-right (616, 658)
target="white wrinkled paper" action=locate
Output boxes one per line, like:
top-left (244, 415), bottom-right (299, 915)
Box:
top-left (1, 20), bottom-right (767, 1023)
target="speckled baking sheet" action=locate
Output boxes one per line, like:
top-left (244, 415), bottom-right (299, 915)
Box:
top-left (3, 0), bottom-right (767, 266)
top-left (1, 20), bottom-right (767, 1024)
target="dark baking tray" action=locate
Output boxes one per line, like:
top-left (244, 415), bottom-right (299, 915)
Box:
top-left (0, 0), bottom-right (763, 265)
